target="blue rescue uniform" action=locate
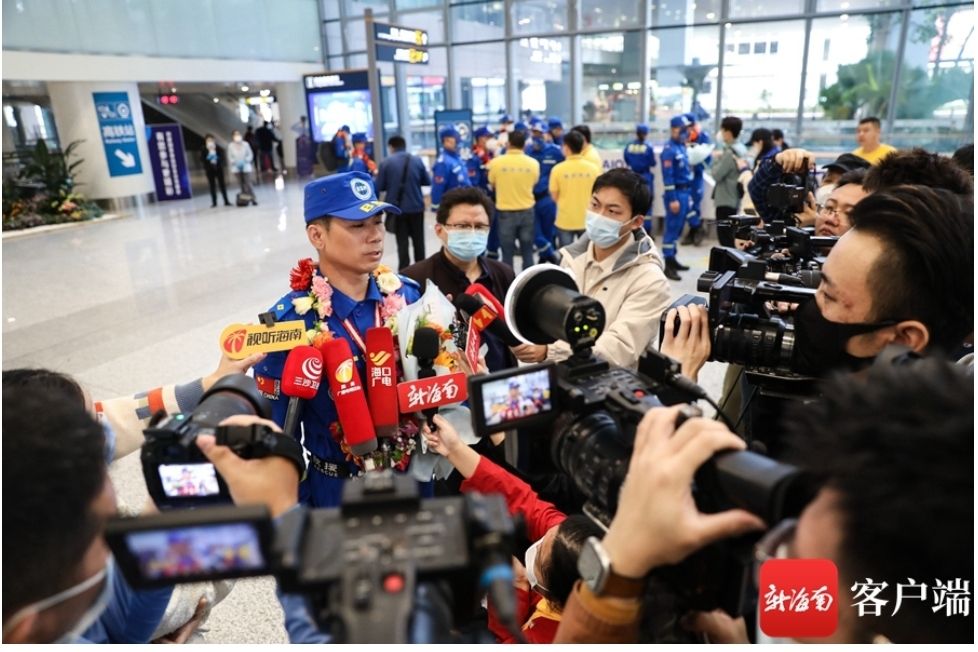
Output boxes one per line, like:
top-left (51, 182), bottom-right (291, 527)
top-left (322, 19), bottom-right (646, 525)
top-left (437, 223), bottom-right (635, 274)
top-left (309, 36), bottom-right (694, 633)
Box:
top-left (431, 149), bottom-right (471, 208)
top-left (624, 137), bottom-right (657, 233)
top-left (525, 136), bottom-right (564, 262)
top-left (253, 273), bottom-right (425, 508)
top-left (660, 137), bottom-right (693, 261)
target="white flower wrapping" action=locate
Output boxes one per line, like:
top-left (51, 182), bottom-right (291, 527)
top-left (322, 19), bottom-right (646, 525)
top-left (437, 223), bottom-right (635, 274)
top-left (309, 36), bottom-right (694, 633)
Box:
top-left (394, 280), bottom-right (458, 380)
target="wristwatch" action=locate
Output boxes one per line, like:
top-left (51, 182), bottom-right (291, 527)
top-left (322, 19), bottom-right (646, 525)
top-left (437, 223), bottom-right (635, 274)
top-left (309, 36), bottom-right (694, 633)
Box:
top-left (577, 536), bottom-right (646, 598)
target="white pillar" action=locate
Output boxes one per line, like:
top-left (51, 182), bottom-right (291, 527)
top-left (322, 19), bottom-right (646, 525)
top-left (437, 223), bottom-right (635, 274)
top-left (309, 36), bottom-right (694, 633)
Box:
top-left (275, 81), bottom-right (307, 173)
top-left (46, 81), bottom-right (154, 203)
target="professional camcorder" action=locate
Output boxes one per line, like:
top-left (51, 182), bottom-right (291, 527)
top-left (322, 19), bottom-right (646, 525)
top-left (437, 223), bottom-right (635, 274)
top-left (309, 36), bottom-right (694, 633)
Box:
top-left (764, 157), bottom-right (817, 220)
top-left (714, 215), bottom-right (835, 277)
top-left (468, 265), bottom-right (813, 632)
top-left (140, 374), bottom-right (305, 509)
top-left (107, 471), bottom-right (518, 644)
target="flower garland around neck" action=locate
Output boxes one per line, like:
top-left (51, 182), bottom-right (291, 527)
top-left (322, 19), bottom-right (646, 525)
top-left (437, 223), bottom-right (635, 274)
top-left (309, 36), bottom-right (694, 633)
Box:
top-left (288, 258), bottom-right (407, 352)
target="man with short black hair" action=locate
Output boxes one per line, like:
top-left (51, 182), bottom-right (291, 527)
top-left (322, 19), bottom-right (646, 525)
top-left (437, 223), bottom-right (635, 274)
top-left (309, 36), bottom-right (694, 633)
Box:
top-left (550, 130), bottom-right (601, 247)
top-left (571, 124), bottom-right (603, 170)
top-left (487, 128), bottom-right (540, 270)
top-left (862, 147), bottom-right (974, 195)
top-left (814, 168), bottom-right (868, 237)
top-left (852, 116), bottom-right (896, 165)
top-left (952, 143), bottom-right (973, 177)
top-left (711, 116), bottom-right (747, 220)
top-left (376, 135), bottom-right (431, 269)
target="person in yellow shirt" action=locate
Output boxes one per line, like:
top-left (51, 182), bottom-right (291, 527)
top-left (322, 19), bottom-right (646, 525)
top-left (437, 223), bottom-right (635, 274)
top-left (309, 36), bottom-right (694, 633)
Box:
top-left (487, 129), bottom-right (540, 270)
top-left (852, 117), bottom-right (897, 165)
top-left (549, 130), bottom-right (601, 247)
top-left (571, 124), bottom-right (604, 171)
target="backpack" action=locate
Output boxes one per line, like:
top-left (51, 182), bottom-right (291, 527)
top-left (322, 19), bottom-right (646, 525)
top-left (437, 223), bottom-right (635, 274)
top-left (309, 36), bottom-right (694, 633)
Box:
top-left (320, 138), bottom-right (338, 172)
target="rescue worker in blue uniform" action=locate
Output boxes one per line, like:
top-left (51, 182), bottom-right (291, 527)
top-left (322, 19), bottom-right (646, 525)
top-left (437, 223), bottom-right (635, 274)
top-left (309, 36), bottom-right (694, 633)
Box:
top-left (623, 123), bottom-right (657, 234)
top-left (253, 172), bottom-right (424, 508)
top-left (683, 112), bottom-right (711, 245)
top-left (347, 132), bottom-right (377, 176)
top-left (431, 127), bottom-right (471, 210)
top-left (466, 126), bottom-right (492, 193)
top-left (526, 118), bottom-right (564, 263)
top-left (547, 117), bottom-right (564, 146)
top-left (660, 115), bottom-right (693, 281)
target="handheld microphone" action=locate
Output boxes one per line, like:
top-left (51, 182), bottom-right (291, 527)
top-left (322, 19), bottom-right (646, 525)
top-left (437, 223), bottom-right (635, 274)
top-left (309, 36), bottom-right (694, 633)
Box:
top-left (365, 327), bottom-right (400, 438)
top-left (464, 283), bottom-right (506, 321)
top-left (322, 338), bottom-right (378, 456)
top-left (413, 327), bottom-right (441, 428)
top-left (454, 293), bottom-right (521, 347)
top-left (280, 345), bottom-right (324, 439)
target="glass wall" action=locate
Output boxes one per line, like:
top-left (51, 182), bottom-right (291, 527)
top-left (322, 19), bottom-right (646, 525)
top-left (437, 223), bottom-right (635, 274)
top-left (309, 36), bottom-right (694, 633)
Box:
top-left (320, 0), bottom-right (972, 154)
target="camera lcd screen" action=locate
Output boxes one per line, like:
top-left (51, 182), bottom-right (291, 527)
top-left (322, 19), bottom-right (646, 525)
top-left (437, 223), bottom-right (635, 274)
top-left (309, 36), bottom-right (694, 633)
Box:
top-left (124, 522), bottom-right (266, 581)
top-left (469, 363), bottom-right (557, 436)
top-left (158, 463), bottom-right (220, 498)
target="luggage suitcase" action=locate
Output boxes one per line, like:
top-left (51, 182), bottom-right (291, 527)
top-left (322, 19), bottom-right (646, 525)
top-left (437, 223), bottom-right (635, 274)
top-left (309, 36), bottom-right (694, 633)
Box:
top-left (236, 192), bottom-right (254, 207)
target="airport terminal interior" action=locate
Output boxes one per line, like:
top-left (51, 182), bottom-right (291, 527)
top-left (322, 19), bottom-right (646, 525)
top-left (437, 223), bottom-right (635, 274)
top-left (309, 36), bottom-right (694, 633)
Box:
top-left (2, 0), bottom-right (974, 645)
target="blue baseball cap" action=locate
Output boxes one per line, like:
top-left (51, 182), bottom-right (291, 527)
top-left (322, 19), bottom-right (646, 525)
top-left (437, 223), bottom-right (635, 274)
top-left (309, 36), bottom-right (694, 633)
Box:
top-left (514, 121), bottom-right (528, 132)
top-left (499, 114), bottom-right (513, 124)
top-left (439, 126), bottom-right (460, 141)
top-left (547, 117), bottom-right (563, 129)
top-left (670, 115), bottom-right (690, 129)
top-left (636, 123), bottom-right (649, 135)
top-left (684, 112), bottom-right (698, 124)
top-left (529, 119), bottom-right (545, 132)
top-left (303, 172), bottom-right (398, 223)
top-left (351, 132), bottom-right (367, 144)
top-left (340, 125), bottom-right (350, 132)
top-left (474, 126), bottom-right (492, 139)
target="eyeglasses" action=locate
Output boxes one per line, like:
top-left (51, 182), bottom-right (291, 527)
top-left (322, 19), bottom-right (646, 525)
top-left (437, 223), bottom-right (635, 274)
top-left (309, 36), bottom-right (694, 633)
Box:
top-left (816, 205), bottom-right (849, 220)
top-left (443, 223), bottom-right (491, 233)
top-left (753, 518), bottom-right (797, 589)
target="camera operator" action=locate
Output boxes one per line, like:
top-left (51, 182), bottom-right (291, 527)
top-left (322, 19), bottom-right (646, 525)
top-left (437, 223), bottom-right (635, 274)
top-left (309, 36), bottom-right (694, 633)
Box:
top-left (512, 168), bottom-right (672, 371)
top-left (422, 414), bottom-right (603, 643)
top-left (747, 148), bottom-right (817, 225)
top-left (813, 169), bottom-right (867, 237)
top-left (555, 359), bottom-right (972, 644)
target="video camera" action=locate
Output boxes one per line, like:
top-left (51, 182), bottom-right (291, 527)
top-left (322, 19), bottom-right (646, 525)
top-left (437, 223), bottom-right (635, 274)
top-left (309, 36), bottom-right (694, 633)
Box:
top-left (714, 215), bottom-right (835, 277)
top-left (764, 157), bottom-right (817, 219)
top-left (140, 374), bottom-right (305, 509)
top-left (469, 265), bottom-right (813, 627)
top-left (107, 471), bottom-right (517, 644)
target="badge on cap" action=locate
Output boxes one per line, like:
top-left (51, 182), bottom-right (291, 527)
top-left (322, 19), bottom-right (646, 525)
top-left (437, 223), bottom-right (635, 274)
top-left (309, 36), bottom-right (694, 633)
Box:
top-left (351, 178), bottom-right (372, 200)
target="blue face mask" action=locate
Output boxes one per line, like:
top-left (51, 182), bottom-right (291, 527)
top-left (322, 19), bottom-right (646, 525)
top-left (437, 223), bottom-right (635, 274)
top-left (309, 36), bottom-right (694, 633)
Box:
top-left (585, 210), bottom-right (629, 248)
top-left (446, 230), bottom-right (488, 262)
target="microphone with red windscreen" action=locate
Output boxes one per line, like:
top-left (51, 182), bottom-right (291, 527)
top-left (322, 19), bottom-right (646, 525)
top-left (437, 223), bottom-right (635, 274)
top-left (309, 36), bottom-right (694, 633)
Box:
top-left (280, 345), bottom-right (324, 439)
top-left (455, 293), bottom-right (521, 347)
top-left (412, 327), bottom-right (441, 428)
top-left (322, 337), bottom-right (378, 456)
top-left (365, 327), bottom-right (399, 438)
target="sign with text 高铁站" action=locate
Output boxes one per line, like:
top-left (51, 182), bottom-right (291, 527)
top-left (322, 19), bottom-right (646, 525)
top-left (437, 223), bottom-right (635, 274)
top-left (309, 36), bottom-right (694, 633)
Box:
top-left (92, 91), bottom-right (143, 177)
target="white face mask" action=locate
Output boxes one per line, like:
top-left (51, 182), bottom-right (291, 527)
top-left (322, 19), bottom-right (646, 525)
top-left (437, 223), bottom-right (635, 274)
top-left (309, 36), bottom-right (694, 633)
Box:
top-left (4, 556), bottom-right (115, 643)
top-left (585, 209), bottom-right (629, 248)
top-left (815, 183), bottom-right (836, 208)
top-left (524, 538), bottom-right (550, 597)
top-left (206, 140), bottom-right (216, 150)
top-left (233, 134), bottom-right (243, 143)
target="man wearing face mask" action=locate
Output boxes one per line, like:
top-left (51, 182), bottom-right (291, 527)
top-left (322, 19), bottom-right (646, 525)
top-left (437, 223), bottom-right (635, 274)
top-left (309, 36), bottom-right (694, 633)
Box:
top-left (401, 187), bottom-right (517, 373)
top-left (199, 134), bottom-right (232, 208)
top-left (513, 169), bottom-right (672, 371)
top-left (2, 385), bottom-right (174, 643)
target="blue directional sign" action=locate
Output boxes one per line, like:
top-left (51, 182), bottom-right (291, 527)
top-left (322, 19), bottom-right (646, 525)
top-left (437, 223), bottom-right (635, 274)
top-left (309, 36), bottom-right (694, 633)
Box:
top-left (93, 91), bottom-right (143, 177)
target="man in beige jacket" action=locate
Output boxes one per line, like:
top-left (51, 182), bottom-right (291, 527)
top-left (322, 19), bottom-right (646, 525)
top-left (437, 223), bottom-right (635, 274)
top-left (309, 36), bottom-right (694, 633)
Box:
top-left (513, 168), bottom-right (672, 370)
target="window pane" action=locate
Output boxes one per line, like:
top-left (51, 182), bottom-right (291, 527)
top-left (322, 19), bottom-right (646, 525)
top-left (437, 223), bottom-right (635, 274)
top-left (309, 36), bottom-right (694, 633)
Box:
top-left (455, 42), bottom-right (508, 126)
top-left (649, 0), bottom-right (721, 28)
top-left (581, 31), bottom-right (646, 140)
top-left (801, 13), bottom-right (903, 151)
top-left (451, 1), bottom-right (505, 41)
top-left (328, 55), bottom-right (345, 69)
top-left (325, 20), bottom-right (343, 56)
top-left (647, 25), bottom-right (720, 141)
top-left (512, 0), bottom-right (568, 35)
top-left (323, 0), bottom-right (340, 19)
top-left (348, 52), bottom-right (369, 67)
top-left (720, 20), bottom-right (805, 137)
top-left (396, 0), bottom-right (438, 9)
top-left (818, 0), bottom-right (903, 10)
top-left (729, 0), bottom-right (805, 19)
top-left (893, 6), bottom-right (974, 152)
top-left (581, 0), bottom-right (643, 31)
top-left (511, 36), bottom-right (571, 126)
top-left (395, 9), bottom-right (444, 43)
top-left (406, 46), bottom-right (447, 151)
top-left (343, 0), bottom-right (390, 17)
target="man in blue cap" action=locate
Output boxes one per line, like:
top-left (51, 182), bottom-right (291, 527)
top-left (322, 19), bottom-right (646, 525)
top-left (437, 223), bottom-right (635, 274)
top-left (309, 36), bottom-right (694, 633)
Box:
top-left (467, 126), bottom-right (493, 193)
top-left (623, 123), bottom-right (657, 234)
top-left (347, 132), bottom-right (377, 175)
top-left (253, 172), bottom-right (423, 508)
top-left (683, 112), bottom-right (711, 246)
top-left (547, 117), bottom-right (564, 146)
top-left (660, 115), bottom-right (693, 280)
top-left (431, 126), bottom-right (471, 209)
top-left (527, 118), bottom-right (565, 263)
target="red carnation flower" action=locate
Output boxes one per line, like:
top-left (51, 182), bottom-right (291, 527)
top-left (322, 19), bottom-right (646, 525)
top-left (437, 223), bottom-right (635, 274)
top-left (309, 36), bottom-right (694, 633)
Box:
top-left (290, 258), bottom-right (316, 291)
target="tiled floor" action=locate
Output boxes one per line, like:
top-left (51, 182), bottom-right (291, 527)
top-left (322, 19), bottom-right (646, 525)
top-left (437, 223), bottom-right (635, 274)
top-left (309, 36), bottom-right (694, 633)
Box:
top-left (2, 174), bottom-right (724, 644)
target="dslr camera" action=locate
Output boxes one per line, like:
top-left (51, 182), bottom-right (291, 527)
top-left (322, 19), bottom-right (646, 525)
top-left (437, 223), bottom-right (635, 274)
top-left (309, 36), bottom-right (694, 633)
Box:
top-left (765, 157), bottom-right (817, 219)
top-left (140, 374), bottom-right (305, 509)
top-left (468, 265), bottom-right (812, 627)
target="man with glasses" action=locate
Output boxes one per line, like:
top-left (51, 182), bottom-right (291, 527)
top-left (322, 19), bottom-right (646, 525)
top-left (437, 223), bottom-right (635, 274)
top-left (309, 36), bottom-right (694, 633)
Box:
top-left (401, 187), bottom-right (517, 373)
top-left (814, 169), bottom-right (868, 237)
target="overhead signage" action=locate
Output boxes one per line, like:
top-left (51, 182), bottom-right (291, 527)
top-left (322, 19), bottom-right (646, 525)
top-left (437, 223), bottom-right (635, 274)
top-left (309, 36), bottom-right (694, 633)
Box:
top-left (146, 124), bottom-right (191, 201)
top-left (373, 21), bottom-right (429, 66)
top-left (93, 91), bottom-right (143, 177)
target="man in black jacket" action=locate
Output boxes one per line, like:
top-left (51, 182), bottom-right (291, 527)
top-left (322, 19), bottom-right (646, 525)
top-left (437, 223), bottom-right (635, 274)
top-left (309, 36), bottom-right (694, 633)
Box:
top-left (199, 134), bottom-right (231, 207)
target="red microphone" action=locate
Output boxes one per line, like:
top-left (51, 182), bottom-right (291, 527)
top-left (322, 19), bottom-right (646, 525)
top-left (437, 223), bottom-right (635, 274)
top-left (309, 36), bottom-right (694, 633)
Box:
top-left (365, 327), bottom-right (399, 438)
top-left (280, 345), bottom-right (324, 439)
top-left (322, 337), bottom-right (378, 457)
top-left (465, 283), bottom-right (506, 319)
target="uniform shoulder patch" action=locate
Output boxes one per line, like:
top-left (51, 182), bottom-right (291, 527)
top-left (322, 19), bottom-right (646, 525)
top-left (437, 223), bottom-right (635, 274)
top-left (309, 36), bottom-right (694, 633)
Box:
top-left (255, 374), bottom-right (280, 400)
top-left (398, 274), bottom-right (421, 290)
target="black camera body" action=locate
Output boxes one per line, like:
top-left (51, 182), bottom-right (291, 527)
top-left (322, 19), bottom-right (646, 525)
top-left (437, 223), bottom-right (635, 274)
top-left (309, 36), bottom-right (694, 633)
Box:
top-left (141, 374), bottom-right (304, 510)
top-left (764, 159), bottom-right (817, 218)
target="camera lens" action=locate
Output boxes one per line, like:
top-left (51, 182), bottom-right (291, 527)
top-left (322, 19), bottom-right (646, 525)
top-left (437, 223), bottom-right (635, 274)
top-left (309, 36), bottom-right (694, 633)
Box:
top-left (551, 411), bottom-right (630, 522)
top-left (190, 374), bottom-right (272, 428)
top-left (713, 314), bottom-right (793, 371)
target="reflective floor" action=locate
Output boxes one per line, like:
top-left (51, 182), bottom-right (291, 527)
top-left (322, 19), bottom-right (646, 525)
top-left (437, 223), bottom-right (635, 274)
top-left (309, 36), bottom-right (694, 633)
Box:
top-left (2, 174), bottom-right (723, 643)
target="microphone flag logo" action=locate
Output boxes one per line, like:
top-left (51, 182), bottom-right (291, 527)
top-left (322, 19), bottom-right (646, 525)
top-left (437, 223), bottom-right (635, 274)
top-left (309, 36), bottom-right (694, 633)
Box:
top-left (301, 357), bottom-right (323, 386)
top-left (223, 328), bottom-right (248, 354)
top-left (369, 350), bottom-right (392, 366)
top-left (334, 359), bottom-right (354, 384)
